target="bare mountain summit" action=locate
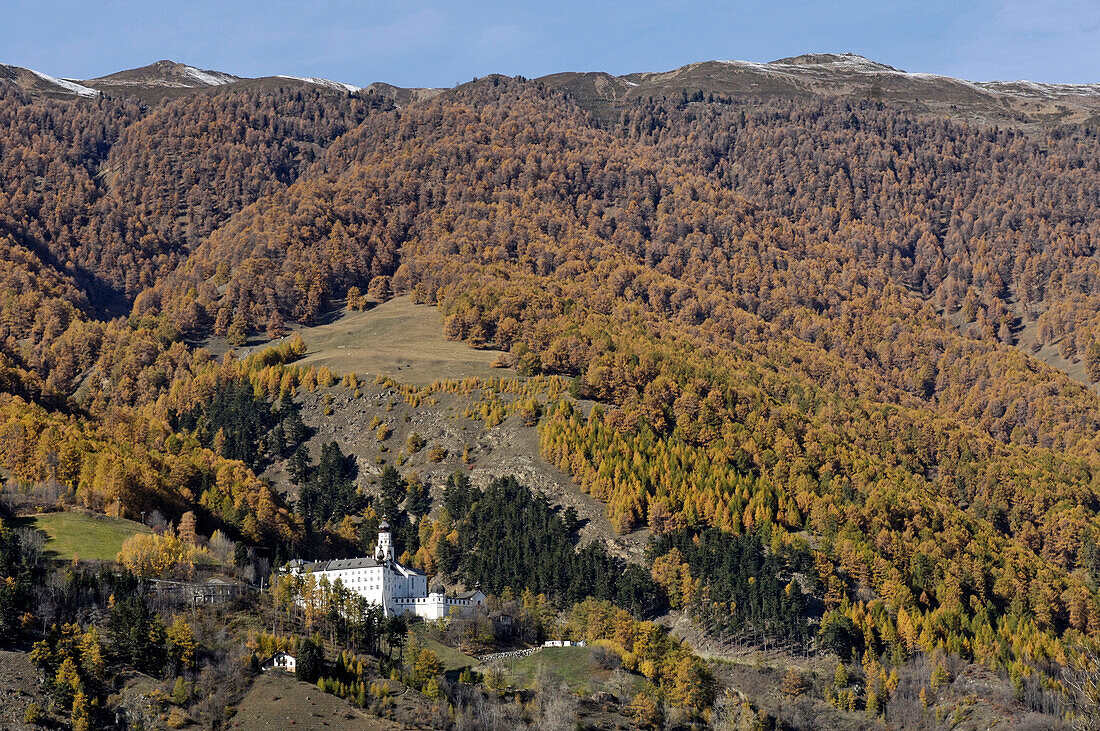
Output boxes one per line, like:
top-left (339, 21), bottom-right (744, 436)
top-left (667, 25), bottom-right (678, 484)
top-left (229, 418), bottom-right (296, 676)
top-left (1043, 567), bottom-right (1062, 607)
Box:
top-left (83, 59), bottom-right (240, 90)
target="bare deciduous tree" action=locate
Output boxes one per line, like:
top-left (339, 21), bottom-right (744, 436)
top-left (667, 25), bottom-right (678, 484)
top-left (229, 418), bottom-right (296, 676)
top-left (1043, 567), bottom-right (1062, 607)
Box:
top-left (1064, 652), bottom-right (1100, 731)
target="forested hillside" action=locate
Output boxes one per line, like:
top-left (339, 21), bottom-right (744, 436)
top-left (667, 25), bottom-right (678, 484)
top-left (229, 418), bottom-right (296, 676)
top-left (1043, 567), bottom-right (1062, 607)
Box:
top-left (4, 62), bottom-right (1100, 726)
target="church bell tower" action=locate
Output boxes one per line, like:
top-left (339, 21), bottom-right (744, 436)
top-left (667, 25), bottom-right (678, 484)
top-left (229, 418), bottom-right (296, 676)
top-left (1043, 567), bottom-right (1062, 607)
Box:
top-left (375, 521), bottom-right (394, 563)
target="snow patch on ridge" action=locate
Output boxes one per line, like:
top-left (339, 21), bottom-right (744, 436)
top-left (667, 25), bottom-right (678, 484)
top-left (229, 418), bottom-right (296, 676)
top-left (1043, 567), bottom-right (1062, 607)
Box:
top-left (711, 53), bottom-right (1100, 102)
top-left (275, 75), bottom-right (359, 93)
top-left (977, 79), bottom-right (1100, 99)
top-left (709, 56), bottom-right (993, 96)
top-left (182, 66), bottom-right (236, 86)
top-left (29, 69), bottom-right (100, 97)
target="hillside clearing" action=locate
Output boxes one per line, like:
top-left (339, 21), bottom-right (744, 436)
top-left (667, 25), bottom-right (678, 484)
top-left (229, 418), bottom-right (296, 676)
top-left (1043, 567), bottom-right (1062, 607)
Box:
top-left (289, 296), bottom-right (515, 385)
top-left (411, 625), bottom-right (480, 672)
top-left (26, 511), bottom-right (151, 561)
top-left (506, 647), bottom-right (600, 693)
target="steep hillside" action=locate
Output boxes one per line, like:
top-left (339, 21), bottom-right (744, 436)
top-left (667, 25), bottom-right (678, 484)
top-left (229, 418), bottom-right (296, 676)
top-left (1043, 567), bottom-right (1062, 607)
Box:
top-left (282, 370), bottom-right (648, 562)
top-left (0, 80), bottom-right (388, 397)
top-left (223, 297), bottom-right (643, 559)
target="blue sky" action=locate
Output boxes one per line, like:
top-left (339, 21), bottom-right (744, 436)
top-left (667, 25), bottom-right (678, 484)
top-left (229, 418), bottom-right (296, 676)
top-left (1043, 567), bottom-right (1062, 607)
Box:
top-left (3, 0), bottom-right (1099, 86)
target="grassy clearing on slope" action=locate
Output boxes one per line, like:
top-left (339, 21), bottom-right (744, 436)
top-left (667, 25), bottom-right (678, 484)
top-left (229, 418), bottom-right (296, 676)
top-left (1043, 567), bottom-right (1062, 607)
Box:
top-left (285, 296), bottom-right (515, 385)
top-left (507, 647), bottom-right (599, 693)
top-left (410, 624), bottom-right (480, 672)
top-left (25, 511), bottom-right (152, 561)
top-left (505, 646), bottom-right (649, 696)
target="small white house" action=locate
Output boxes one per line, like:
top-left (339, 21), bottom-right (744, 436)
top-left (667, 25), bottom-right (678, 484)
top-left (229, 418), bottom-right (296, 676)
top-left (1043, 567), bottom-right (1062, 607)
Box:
top-left (261, 651), bottom-right (297, 673)
top-left (542, 640), bottom-right (587, 648)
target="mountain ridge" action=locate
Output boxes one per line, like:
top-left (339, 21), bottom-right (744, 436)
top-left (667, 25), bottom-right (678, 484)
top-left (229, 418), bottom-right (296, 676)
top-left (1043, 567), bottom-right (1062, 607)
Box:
top-left (5, 52), bottom-right (1100, 126)
top-left (0, 59), bottom-right (370, 102)
top-left (538, 53), bottom-right (1100, 125)
top-left (83, 59), bottom-right (241, 89)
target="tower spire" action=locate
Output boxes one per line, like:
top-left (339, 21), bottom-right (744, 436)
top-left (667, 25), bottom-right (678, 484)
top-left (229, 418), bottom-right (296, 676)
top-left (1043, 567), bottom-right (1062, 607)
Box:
top-left (375, 520), bottom-right (393, 562)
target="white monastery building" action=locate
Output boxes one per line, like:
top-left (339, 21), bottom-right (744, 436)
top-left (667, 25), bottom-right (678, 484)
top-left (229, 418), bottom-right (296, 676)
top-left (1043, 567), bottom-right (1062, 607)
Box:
top-left (286, 522), bottom-right (486, 620)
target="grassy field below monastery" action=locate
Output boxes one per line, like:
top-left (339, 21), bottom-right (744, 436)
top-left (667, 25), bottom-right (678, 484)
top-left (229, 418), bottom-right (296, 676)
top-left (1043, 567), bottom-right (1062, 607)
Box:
top-left (410, 625), bottom-right (480, 672)
top-left (507, 646), bottom-right (600, 693)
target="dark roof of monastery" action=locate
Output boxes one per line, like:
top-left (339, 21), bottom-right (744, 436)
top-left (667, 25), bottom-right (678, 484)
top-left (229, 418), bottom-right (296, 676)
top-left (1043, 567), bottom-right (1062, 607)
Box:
top-left (304, 557), bottom-right (382, 571)
top-left (301, 556), bottom-right (427, 576)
